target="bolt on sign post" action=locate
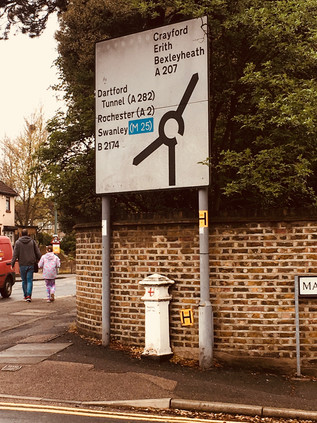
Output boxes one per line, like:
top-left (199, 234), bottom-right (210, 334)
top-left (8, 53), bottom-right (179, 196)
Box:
top-left (95, 17), bottom-right (212, 366)
top-left (294, 275), bottom-right (317, 376)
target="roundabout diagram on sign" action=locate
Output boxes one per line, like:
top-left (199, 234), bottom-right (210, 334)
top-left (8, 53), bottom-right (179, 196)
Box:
top-left (133, 73), bottom-right (199, 186)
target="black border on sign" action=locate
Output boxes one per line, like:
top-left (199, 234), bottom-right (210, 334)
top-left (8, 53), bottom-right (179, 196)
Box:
top-left (298, 275), bottom-right (317, 298)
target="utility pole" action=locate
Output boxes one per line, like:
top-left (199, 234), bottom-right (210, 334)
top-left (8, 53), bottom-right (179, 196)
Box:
top-left (54, 203), bottom-right (58, 235)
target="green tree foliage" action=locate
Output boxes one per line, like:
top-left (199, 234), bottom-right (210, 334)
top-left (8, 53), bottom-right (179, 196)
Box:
top-left (198, 0), bottom-right (317, 211)
top-left (37, 231), bottom-right (54, 247)
top-left (60, 231), bottom-right (76, 256)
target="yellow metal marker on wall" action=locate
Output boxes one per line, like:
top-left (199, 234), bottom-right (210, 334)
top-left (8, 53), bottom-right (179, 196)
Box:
top-left (180, 308), bottom-right (194, 326)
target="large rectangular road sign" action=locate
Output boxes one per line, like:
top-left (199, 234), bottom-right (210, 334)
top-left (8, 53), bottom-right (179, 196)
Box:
top-left (95, 17), bottom-right (209, 194)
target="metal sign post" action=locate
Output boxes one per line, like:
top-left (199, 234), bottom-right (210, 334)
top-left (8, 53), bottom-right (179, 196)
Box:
top-left (102, 196), bottom-right (111, 346)
top-left (198, 187), bottom-right (213, 369)
top-left (294, 275), bottom-right (301, 376)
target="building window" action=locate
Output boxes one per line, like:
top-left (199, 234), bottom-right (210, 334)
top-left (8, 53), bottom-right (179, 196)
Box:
top-left (3, 231), bottom-right (14, 244)
top-left (6, 197), bottom-right (10, 212)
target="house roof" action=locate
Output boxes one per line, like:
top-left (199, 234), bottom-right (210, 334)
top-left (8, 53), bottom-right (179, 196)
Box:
top-left (0, 181), bottom-right (18, 196)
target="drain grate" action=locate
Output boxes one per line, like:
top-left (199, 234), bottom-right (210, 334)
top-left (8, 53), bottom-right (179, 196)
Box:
top-left (1, 365), bottom-right (22, 372)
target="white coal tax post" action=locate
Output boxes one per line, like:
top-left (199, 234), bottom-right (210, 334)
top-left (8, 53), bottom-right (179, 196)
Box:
top-left (95, 17), bottom-right (211, 367)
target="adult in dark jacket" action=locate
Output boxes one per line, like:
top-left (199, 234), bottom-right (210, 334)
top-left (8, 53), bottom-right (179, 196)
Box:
top-left (11, 229), bottom-right (41, 302)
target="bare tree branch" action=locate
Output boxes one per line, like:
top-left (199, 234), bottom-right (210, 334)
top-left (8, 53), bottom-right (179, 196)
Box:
top-left (0, 0), bottom-right (68, 39)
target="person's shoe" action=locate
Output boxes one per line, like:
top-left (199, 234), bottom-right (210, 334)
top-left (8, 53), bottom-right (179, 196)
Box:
top-left (26, 296), bottom-right (31, 302)
top-left (50, 293), bottom-right (55, 302)
top-left (24, 297), bottom-right (28, 301)
top-left (46, 299), bottom-right (51, 303)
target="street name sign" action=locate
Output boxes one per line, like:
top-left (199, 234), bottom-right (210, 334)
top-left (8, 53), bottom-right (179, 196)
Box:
top-left (95, 16), bottom-right (209, 194)
top-left (298, 275), bottom-right (317, 297)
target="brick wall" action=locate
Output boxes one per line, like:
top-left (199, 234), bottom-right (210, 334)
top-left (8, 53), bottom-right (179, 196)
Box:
top-left (75, 217), bottom-right (317, 370)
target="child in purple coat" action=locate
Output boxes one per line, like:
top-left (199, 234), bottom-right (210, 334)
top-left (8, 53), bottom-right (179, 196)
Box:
top-left (38, 245), bottom-right (61, 302)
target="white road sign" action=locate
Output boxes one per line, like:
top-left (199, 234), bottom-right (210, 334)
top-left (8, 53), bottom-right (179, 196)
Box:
top-left (298, 276), bottom-right (317, 297)
top-left (95, 17), bottom-right (209, 194)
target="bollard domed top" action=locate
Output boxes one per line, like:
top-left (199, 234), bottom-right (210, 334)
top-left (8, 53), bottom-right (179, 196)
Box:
top-left (139, 273), bottom-right (174, 287)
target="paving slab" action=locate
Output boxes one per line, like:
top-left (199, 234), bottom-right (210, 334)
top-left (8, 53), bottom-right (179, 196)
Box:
top-left (1, 365), bottom-right (22, 372)
top-left (17, 334), bottom-right (59, 344)
top-left (11, 309), bottom-right (55, 316)
top-left (0, 343), bottom-right (71, 364)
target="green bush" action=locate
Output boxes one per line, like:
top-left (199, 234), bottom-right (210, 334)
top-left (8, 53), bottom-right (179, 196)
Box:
top-left (60, 232), bottom-right (76, 257)
top-left (37, 232), bottom-right (53, 247)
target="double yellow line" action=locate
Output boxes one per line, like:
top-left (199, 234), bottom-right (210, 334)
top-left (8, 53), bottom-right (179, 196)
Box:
top-left (0, 401), bottom-right (235, 422)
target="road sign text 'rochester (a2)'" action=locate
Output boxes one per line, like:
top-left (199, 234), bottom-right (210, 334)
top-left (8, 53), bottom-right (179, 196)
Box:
top-left (95, 16), bottom-right (209, 194)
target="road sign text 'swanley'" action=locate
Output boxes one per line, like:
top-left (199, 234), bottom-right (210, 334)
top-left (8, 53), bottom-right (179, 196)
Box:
top-left (95, 17), bottom-right (209, 194)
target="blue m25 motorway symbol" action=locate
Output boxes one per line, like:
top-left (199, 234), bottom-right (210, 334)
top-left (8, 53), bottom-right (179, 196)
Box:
top-left (129, 118), bottom-right (154, 135)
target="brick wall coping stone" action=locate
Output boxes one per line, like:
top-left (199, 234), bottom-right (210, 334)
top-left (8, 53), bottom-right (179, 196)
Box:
top-left (74, 216), bottom-right (197, 229)
top-left (74, 213), bottom-right (317, 230)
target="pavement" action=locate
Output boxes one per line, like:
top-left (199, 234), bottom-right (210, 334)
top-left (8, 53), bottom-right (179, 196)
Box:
top-left (0, 281), bottom-right (317, 421)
